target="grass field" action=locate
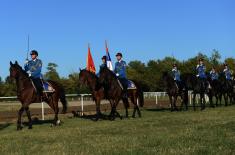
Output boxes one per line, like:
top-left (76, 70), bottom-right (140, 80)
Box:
top-left (0, 106), bottom-right (235, 155)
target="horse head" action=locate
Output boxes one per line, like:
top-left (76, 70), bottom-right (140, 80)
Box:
top-left (79, 69), bottom-right (98, 88)
top-left (9, 61), bottom-right (24, 79)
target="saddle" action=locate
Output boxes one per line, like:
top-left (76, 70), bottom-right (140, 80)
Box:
top-left (42, 81), bottom-right (55, 93)
top-left (31, 80), bottom-right (55, 94)
top-left (117, 79), bottom-right (137, 90)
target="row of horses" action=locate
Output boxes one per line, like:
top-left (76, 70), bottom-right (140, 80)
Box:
top-left (162, 71), bottom-right (235, 111)
top-left (9, 61), bottom-right (235, 130)
top-left (9, 61), bottom-right (144, 130)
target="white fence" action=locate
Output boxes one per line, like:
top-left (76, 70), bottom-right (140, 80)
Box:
top-left (0, 92), bottom-right (209, 120)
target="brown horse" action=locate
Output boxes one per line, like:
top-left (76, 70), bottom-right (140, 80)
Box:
top-left (79, 69), bottom-right (129, 120)
top-left (99, 67), bottom-right (144, 120)
top-left (9, 61), bottom-right (67, 130)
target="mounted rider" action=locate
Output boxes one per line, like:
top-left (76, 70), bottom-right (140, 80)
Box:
top-left (196, 58), bottom-right (210, 90)
top-left (114, 52), bottom-right (128, 98)
top-left (171, 64), bottom-right (182, 90)
top-left (24, 50), bottom-right (43, 96)
top-left (100, 56), bottom-right (107, 70)
top-left (196, 58), bottom-right (207, 79)
top-left (97, 56), bottom-right (107, 77)
top-left (209, 66), bottom-right (218, 81)
top-left (223, 63), bottom-right (232, 81)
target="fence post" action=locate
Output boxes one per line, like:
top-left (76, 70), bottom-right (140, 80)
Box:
top-left (81, 95), bottom-right (84, 116)
top-left (155, 93), bottom-right (158, 105)
top-left (189, 91), bottom-right (192, 105)
top-left (41, 102), bottom-right (44, 120)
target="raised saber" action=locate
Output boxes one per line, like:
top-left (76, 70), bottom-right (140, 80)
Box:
top-left (26, 35), bottom-right (30, 60)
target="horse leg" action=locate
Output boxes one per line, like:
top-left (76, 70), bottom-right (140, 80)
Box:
top-left (168, 95), bottom-right (173, 111)
top-left (201, 93), bottom-right (205, 110)
top-left (17, 106), bottom-right (24, 130)
top-left (193, 93), bottom-right (196, 111)
top-left (173, 95), bottom-right (178, 111)
top-left (25, 106), bottom-right (33, 129)
top-left (114, 99), bottom-right (122, 120)
top-left (224, 94), bottom-right (228, 106)
top-left (95, 98), bottom-right (102, 121)
top-left (122, 97), bottom-right (129, 118)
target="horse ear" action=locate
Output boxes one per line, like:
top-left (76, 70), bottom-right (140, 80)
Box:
top-left (79, 68), bottom-right (82, 71)
top-left (10, 61), bottom-right (13, 66)
top-left (15, 61), bottom-right (19, 65)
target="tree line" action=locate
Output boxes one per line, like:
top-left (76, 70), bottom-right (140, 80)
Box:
top-left (0, 50), bottom-right (234, 96)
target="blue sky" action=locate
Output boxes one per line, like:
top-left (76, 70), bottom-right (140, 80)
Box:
top-left (0, 0), bottom-right (234, 79)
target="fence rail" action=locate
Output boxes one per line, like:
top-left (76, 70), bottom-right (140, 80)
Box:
top-left (0, 91), bottom-right (209, 120)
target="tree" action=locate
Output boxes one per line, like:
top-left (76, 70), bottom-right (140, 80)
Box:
top-left (210, 49), bottom-right (221, 67)
top-left (44, 63), bottom-right (60, 81)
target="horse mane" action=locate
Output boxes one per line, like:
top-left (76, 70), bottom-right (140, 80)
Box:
top-left (81, 69), bottom-right (99, 81)
top-left (100, 67), bottom-right (117, 79)
top-left (13, 63), bottom-right (30, 79)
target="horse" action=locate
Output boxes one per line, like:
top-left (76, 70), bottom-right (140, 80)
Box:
top-left (99, 67), bottom-right (144, 120)
top-left (206, 74), bottom-right (221, 107)
top-left (218, 72), bottom-right (233, 106)
top-left (9, 61), bottom-right (67, 130)
top-left (79, 69), bottom-right (131, 120)
top-left (162, 72), bottom-right (188, 111)
top-left (181, 73), bottom-right (207, 110)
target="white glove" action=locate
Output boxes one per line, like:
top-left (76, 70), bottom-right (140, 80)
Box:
top-left (196, 74), bottom-right (199, 77)
top-left (25, 59), bottom-right (29, 65)
top-left (116, 73), bottom-right (119, 76)
top-left (27, 71), bottom-right (32, 77)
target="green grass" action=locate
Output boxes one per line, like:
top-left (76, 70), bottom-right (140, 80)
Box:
top-left (0, 106), bottom-right (235, 155)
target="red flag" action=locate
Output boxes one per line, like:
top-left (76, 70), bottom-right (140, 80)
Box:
top-left (86, 44), bottom-right (96, 73)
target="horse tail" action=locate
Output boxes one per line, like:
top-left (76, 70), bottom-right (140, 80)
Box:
top-left (134, 81), bottom-right (144, 107)
top-left (60, 87), bottom-right (68, 114)
top-left (138, 89), bottom-right (144, 107)
top-left (48, 80), bottom-right (68, 114)
top-left (184, 90), bottom-right (189, 106)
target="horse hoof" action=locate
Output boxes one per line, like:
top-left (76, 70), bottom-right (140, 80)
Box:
top-left (17, 126), bottom-right (23, 130)
top-left (132, 115), bottom-right (136, 118)
top-left (120, 116), bottom-right (123, 120)
top-left (56, 120), bottom-right (61, 126)
top-left (28, 126), bottom-right (33, 129)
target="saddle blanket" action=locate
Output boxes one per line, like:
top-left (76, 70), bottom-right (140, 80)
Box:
top-left (42, 81), bottom-right (55, 93)
top-left (127, 80), bottom-right (137, 89)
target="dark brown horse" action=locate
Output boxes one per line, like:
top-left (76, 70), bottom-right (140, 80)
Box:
top-left (79, 69), bottom-right (130, 120)
top-left (9, 61), bottom-right (67, 130)
top-left (99, 67), bottom-right (144, 120)
top-left (162, 71), bottom-right (188, 111)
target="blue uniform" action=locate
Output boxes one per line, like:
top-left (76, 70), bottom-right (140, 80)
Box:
top-left (223, 68), bottom-right (232, 80)
top-left (114, 60), bottom-right (127, 79)
top-left (172, 68), bottom-right (181, 81)
top-left (97, 63), bottom-right (107, 77)
top-left (196, 64), bottom-right (206, 78)
top-left (210, 70), bottom-right (218, 80)
top-left (24, 59), bottom-right (42, 78)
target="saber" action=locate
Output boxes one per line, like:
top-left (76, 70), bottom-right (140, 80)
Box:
top-left (27, 35), bottom-right (30, 60)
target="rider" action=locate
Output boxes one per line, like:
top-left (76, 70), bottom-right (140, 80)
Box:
top-left (114, 52), bottom-right (128, 98)
top-left (172, 64), bottom-right (181, 90)
top-left (100, 56), bottom-right (107, 70)
top-left (24, 50), bottom-right (43, 96)
top-left (210, 66), bottom-right (218, 81)
top-left (97, 56), bottom-right (107, 77)
top-left (196, 58), bottom-right (209, 90)
top-left (223, 63), bottom-right (232, 81)
top-left (196, 58), bottom-right (207, 79)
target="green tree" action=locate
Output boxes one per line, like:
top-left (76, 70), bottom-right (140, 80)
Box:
top-left (210, 49), bottom-right (221, 67)
top-left (44, 63), bottom-right (60, 81)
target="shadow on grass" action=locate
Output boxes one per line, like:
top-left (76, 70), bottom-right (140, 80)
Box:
top-left (71, 110), bottom-right (126, 121)
top-left (0, 123), bottom-right (11, 130)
